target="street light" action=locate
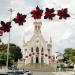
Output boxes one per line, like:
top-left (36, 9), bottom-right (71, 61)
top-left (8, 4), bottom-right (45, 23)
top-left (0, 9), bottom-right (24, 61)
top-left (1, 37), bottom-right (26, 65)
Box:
top-left (6, 8), bottom-right (14, 70)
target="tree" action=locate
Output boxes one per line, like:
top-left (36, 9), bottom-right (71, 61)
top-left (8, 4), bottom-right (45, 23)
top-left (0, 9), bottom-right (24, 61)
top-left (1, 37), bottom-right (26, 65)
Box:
top-left (63, 48), bottom-right (75, 64)
top-left (0, 43), bottom-right (22, 66)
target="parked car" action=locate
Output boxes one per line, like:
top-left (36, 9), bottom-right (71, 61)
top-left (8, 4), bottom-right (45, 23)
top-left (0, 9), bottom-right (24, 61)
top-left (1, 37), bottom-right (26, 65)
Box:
top-left (15, 70), bottom-right (25, 75)
top-left (7, 71), bottom-right (18, 75)
top-left (24, 70), bottom-right (32, 75)
top-left (0, 73), bottom-right (9, 75)
top-left (6, 69), bottom-right (32, 75)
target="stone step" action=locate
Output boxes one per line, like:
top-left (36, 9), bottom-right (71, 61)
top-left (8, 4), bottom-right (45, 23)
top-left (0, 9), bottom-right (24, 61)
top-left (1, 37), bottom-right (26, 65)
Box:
top-left (17, 63), bottom-right (56, 72)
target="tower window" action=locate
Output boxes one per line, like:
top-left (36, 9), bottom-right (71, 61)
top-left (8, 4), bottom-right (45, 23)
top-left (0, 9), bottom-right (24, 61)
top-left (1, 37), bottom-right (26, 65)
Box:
top-left (31, 47), bottom-right (33, 52)
top-left (41, 48), bottom-right (44, 52)
top-left (35, 26), bottom-right (37, 30)
top-left (38, 26), bottom-right (40, 30)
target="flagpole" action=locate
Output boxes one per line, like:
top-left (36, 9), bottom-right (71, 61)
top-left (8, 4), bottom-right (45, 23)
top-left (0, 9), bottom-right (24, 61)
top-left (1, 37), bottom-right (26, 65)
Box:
top-left (6, 8), bottom-right (13, 70)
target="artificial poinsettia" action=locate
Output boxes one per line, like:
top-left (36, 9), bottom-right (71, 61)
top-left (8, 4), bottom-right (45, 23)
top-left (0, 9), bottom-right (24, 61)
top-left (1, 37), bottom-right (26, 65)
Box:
top-left (29, 53), bottom-right (32, 56)
top-left (45, 54), bottom-right (48, 57)
top-left (25, 56), bottom-right (28, 58)
top-left (13, 13), bottom-right (27, 25)
top-left (41, 53), bottom-right (44, 56)
top-left (48, 56), bottom-right (51, 59)
top-left (0, 21), bottom-right (11, 32)
top-left (31, 6), bottom-right (43, 19)
top-left (0, 30), bottom-right (3, 36)
top-left (57, 8), bottom-right (70, 19)
top-left (44, 8), bottom-right (56, 20)
top-left (37, 52), bottom-right (39, 55)
top-left (32, 52), bottom-right (35, 55)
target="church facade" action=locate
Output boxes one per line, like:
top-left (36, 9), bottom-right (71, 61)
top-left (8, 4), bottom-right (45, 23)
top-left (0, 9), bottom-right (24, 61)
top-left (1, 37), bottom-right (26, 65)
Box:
top-left (22, 21), bottom-right (53, 65)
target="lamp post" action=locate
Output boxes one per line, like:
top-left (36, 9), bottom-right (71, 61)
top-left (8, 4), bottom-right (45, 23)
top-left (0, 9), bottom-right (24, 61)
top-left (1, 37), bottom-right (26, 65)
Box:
top-left (6, 8), bottom-right (14, 70)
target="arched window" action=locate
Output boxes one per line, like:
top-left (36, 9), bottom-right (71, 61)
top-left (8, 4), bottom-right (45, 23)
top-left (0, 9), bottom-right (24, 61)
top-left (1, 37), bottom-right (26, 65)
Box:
top-left (38, 26), bottom-right (40, 30)
top-left (48, 49), bottom-right (50, 55)
top-left (41, 48), bottom-right (44, 52)
top-left (36, 47), bottom-right (39, 52)
top-left (35, 26), bottom-right (37, 30)
top-left (31, 57), bottom-right (33, 63)
top-left (48, 49), bottom-right (50, 52)
top-left (31, 47), bottom-right (33, 52)
top-left (41, 57), bottom-right (44, 63)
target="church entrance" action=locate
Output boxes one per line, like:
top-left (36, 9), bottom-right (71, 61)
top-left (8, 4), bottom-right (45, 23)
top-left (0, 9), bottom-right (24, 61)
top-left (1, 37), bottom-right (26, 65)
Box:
top-left (36, 57), bottom-right (39, 63)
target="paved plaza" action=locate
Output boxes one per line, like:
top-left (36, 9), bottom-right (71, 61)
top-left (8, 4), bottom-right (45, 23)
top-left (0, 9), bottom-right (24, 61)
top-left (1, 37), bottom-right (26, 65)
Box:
top-left (33, 72), bottom-right (75, 75)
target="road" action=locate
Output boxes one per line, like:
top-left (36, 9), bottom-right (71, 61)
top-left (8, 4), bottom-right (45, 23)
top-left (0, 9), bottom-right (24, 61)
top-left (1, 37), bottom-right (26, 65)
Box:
top-left (33, 72), bottom-right (54, 75)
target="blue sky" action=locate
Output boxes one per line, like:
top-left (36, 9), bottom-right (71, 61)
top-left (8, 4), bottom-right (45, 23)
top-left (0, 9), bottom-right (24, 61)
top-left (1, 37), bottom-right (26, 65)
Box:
top-left (0, 0), bottom-right (75, 53)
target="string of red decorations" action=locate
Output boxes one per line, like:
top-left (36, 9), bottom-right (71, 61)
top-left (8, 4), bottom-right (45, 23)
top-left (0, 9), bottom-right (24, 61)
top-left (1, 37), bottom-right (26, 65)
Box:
top-left (0, 6), bottom-right (70, 36)
top-left (24, 52), bottom-right (55, 60)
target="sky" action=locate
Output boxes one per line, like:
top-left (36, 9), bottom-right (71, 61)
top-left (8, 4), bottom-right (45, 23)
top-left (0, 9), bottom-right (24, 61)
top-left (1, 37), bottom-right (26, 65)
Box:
top-left (0, 0), bottom-right (75, 53)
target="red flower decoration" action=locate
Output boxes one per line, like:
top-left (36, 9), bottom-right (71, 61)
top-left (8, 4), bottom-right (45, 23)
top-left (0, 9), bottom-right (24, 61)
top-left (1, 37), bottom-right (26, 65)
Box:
top-left (44, 8), bottom-right (56, 20)
top-left (37, 52), bottom-right (39, 55)
top-left (41, 53), bottom-right (44, 56)
top-left (57, 8), bottom-right (70, 19)
top-left (29, 53), bottom-right (32, 56)
top-left (13, 13), bottom-right (27, 25)
top-left (0, 21), bottom-right (11, 32)
top-left (26, 56), bottom-right (28, 58)
top-left (0, 30), bottom-right (3, 36)
top-left (31, 6), bottom-right (43, 19)
top-left (45, 54), bottom-right (48, 57)
top-left (48, 56), bottom-right (51, 59)
top-left (32, 52), bottom-right (35, 55)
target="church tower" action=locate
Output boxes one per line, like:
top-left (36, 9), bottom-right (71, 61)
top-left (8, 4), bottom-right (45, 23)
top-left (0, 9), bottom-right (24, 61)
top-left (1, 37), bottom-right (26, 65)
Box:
top-left (22, 20), bottom-right (52, 65)
top-left (34, 21), bottom-right (42, 33)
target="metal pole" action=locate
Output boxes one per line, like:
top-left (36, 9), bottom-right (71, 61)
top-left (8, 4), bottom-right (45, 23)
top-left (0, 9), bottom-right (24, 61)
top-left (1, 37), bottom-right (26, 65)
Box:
top-left (6, 8), bottom-right (13, 70)
top-left (7, 32), bottom-right (10, 70)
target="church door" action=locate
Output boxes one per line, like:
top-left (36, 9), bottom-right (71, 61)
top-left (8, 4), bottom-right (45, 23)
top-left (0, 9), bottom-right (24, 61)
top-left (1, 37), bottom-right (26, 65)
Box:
top-left (36, 57), bottom-right (39, 63)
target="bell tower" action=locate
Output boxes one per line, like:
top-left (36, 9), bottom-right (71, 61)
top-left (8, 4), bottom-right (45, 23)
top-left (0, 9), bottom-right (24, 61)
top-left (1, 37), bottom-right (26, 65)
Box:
top-left (34, 21), bottom-right (42, 33)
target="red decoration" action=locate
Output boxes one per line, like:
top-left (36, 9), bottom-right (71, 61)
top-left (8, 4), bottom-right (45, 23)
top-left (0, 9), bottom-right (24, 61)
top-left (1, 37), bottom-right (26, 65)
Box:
top-left (57, 8), bottom-right (70, 19)
top-left (37, 52), bottom-right (39, 55)
top-left (31, 6), bottom-right (43, 19)
top-left (25, 56), bottom-right (28, 58)
top-left (44, 8), bottom-right (56, 20)
top-left (0, 21), bottom-right (11, 32)
top-left (48, 56), bottom-right (51, 59)
top-left (0, 30), bottom-right (3, 36)
top-left (41, 53), bottom-right (44, 55)
top-left (13, 13), bottom-right (27, 25)
top-left (32, 52), bottom-right (35, 55)
top-left (45, 54), bottom-right (48, 57)
top-left (29, 53), bottom-right (32, 56)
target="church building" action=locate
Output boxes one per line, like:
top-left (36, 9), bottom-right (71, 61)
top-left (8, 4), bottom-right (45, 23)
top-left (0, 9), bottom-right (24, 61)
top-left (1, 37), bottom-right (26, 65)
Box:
top-left (22, 20), bottom-right (53, 65)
